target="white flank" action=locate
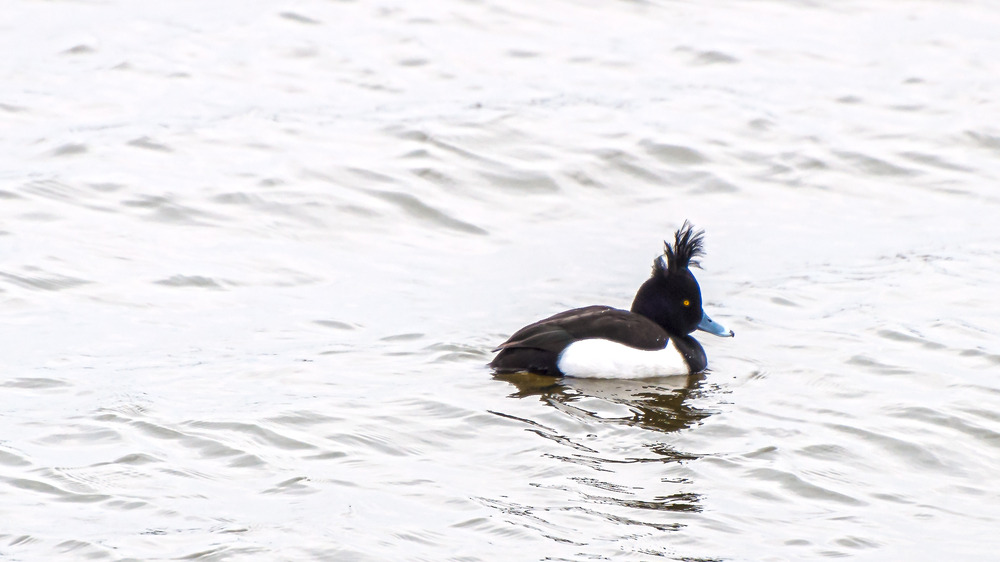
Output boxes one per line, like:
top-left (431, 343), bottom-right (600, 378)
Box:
top-left (556, 338), bottom-right (689, 379)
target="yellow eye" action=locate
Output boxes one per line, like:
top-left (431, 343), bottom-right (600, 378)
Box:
top-left (683, 300), bottom-right (690, 306)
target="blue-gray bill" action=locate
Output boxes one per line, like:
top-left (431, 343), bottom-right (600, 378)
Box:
top-left (698, 312), bottom-right (734, 337)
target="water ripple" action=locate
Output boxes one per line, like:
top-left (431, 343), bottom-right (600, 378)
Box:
top-left (120, 195), bottom-right (224, 226)
top-left (154, 275), bottom-right (226, 289)
top-left (126, 136), bottom-right (173, 152)
top-left (365, 190), bottom-right (488, 235)
top-left (3, 476), bottom-right (111, 503)
top-left (746, 467), bottom-right (866, 506)
top-left (4, 0), bottom-right (1000, 559)
top-left (0, 270), bottom-right (90, 291)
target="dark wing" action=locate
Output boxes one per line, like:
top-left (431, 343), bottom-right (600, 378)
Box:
top-left (490, 306), bottom-right (669, 375)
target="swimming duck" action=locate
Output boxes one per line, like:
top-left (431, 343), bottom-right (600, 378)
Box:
top-left (490, 221), bottom-right (733, 378)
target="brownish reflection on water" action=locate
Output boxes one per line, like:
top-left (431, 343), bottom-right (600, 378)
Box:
top-left (484, 373), bottom-right (712, 544)
top-left (493, 371), bottom-right (716, 519)
top-left (494, 371), bottom-right (713, 437)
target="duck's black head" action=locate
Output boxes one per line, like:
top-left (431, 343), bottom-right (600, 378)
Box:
top-left (631, 221), bottom-right (731, 338)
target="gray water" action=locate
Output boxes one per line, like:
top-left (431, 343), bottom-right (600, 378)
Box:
top-left (3, 1), bottom-right (1000, 560)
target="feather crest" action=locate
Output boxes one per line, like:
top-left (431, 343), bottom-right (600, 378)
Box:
top-left (661, 220), bottom-right (705, 271)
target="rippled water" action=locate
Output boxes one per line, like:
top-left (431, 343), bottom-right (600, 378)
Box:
top-left (3, 0), bottom-right (1000, 560)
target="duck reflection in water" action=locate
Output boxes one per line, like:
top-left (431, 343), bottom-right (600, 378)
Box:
top-left (491, 371), bottom-right (714, 519)
top-left (493, 370), bottom-right (714, 458)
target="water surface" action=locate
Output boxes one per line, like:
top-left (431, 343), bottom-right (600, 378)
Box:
top-left (3, 0), bottom-right (1000, 560)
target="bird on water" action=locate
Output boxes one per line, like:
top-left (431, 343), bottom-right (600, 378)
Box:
top-left (490, 221), bottom-right (733, 379)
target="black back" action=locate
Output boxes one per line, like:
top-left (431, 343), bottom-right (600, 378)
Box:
top-left (489, 306), bottom-right (669, 375)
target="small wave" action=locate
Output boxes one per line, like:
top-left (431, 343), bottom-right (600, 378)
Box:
top-left (479, 169), bottom-right (560, 193)
top-left (49, 143), bottom-right (87, 157)
top-left (209, 191), bottom-right (327, 228)
top-left (833, 150), bottom-right (919, 177)
top-left (314, 319), bottom-right (359, 330)
top-left (61, 44), bottom-right (96, 55)
top-left (640, 140), bottom-right (708, 165)
top-left (126, 136), bottom-right (173, 152)
top-left (0, 447), bottom-right (31, 467)
top-left (0, 270), bottom-right (90, 291)
top-left (121, 195), bottom-right (224, 226)
top-left (366, 190), bottom-right (488, 235)
top-left (899, 151), bottom-right (973, 173)
top-left (675, 46), bottom-right (740, 65)
top-left (424, 342), bottom-right (489, 363)
top-left (184, 420), bottom-right (318, 451)
top-left (1, 377), bottom-right (71, 388)
top-left (887, 406), bottom-right (1000, 450)
top-left (2, 476), bottom-right (111, 503)
top-left (964, 130), bottom-right (1000, 154)
top-left (381, 332), bottom-right (424, 342)
top-left (128, 420), bottom-right (255, 463)
top-left (746, 467), bottom-right (867, 506)
top-left (279, 11), bottom-right (321, 25)
top-left (154, 275), bottom-right (226, 289)
top-left (594, 148), bottom-right (665, 184)
top-left (825, 423), bottom-right (952, 473)
top-left (262, 476), bottom-right (315, 495)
